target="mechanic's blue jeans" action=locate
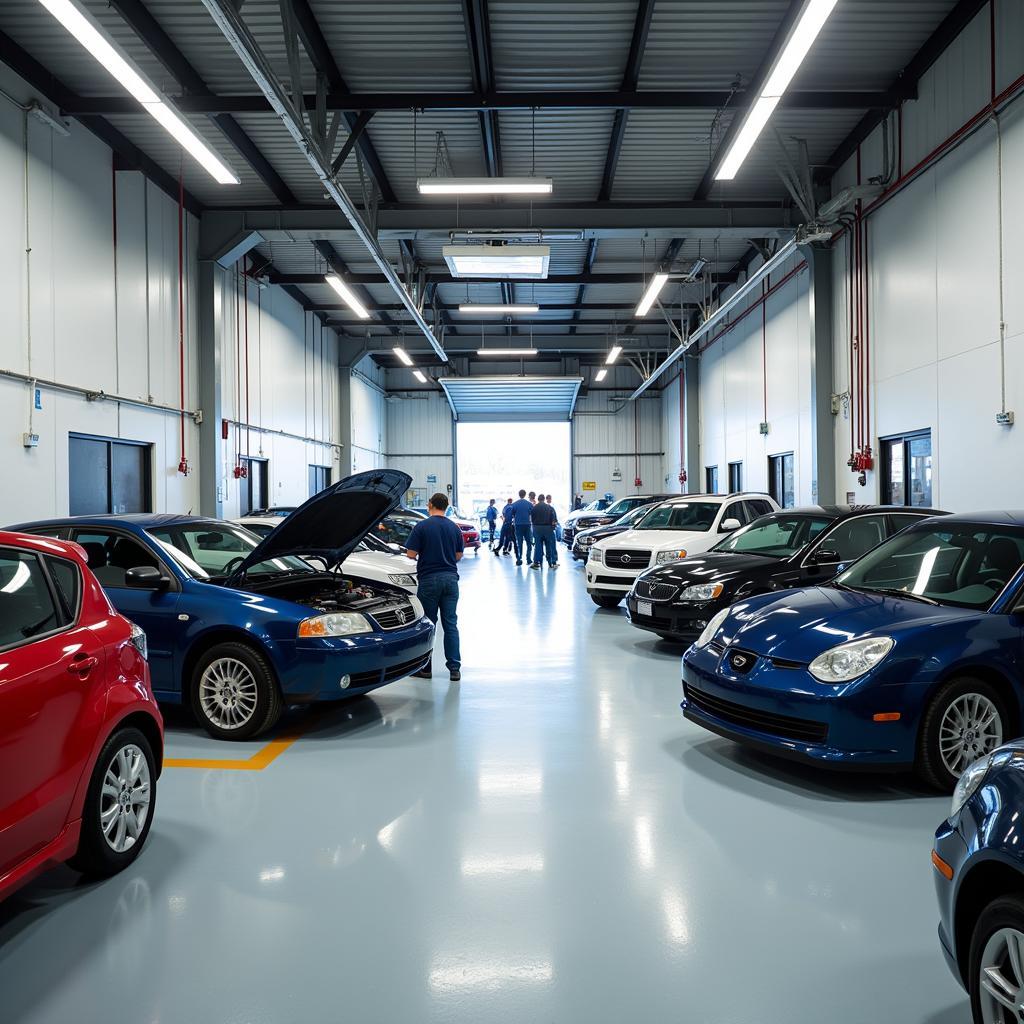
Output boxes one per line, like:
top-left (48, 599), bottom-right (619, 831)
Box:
top-left (532, 525), bottom-right (557, 565)
top-left (514, 523), bottom-right (534, 562)
top-left (417, 572), bottom-right (461, 670)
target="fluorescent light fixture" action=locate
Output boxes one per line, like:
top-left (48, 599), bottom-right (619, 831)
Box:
top-left (325, 274), bottom-right (370, 319)
top-left (392, 346), bottom-right (414, 366)
top-left (635, 272), bottom-right (669, 317)
top-left (476, 349), bottom-right (538, 357)
top-left (457, 304), bottom-right (540, 314)
top-left (595, 368), bottom-right (608, 382)
top-left (605, 345), bottom-right (622, 365)
top-left (37, 0), bottom-right (240, 184)
top-left (443, 245), bottom-right (550, 280)
top-left (413, 369), bottom-right (428, 384)
top-left (715, 0), bottom-right (838, 180)
top-left (418, 176), bottom-right (553, 196)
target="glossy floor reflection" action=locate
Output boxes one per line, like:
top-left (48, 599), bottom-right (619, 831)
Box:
top-left (0, 552), bottom-right (970, 1023)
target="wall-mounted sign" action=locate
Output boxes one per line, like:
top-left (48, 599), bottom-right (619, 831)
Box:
top-left (582, 480), bottom-right (597, 491)
top-left (427, 474), bottom-right (437, 484)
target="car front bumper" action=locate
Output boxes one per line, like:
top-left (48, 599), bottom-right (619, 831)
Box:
top-left (586, 561), bottom-right (651, 593)
top-left (933, 818), bottom-right (970, 987)
top-left (680, 645), bottom-right (916, 768)
top-left (626, 593), bottom-right (720, 641)
top-left (276, 616), bottom-right (435, 701)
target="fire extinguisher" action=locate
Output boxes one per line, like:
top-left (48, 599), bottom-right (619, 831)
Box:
top-left (678, 467), bottom-right (687, 486)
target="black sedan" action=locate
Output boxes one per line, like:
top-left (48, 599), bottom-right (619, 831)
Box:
top-left (626, 504), bottom-right (947, 642)
top-left (563, 493), bottom-right (675, 547)
top-left (572, 502), bottom-right (662, 561)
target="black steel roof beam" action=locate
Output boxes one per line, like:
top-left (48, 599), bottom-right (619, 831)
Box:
top-left (0, 28), bottom-right (203, 214)
top-left (693, 0), bottom-right (807, 200)
top-left (599, 0), bottom-right (656, 201)
top-left (272, 270), bottom-right (738, 286)
top-left (106, 0), bottom-right (297, 206)
top-left (63, 89), bottom-right (893, 116)
top-left (569, 238), bottom-right (600, 335)
top-left (817, 0), bottom-right (990, 182)
top-left (287, 0), bottom-right (397, 203)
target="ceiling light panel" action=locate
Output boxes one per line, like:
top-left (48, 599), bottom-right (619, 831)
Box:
top-left (418, 177), bottom-right (553, 196)
top-left (325, 274), bottom-right (370, 318)
top-left (444, 245), bottom-right (551, 280)
top-left (476, 349), bottom-right (538, 357)
top-left (635, 273), bottom-right (669, 317)
top-left (458, 304), bottom-right (540, 315)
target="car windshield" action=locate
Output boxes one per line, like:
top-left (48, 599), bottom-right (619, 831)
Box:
top-left (633, 502), bottom-right (719, 532)
top-left (619, 504), bottom-right (656, 528)
top-left (835, 523), bottom-right (1024, 609)
top-left (712, 514), bottom-right (834, 558)
top-left (374, 512), bottom-right (420, 546)
top-left (148, 524), bottom-right (315, 580)
top-left (604, 497), bottom-right (647, 517)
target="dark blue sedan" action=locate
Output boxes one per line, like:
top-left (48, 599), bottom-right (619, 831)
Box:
top-left (11, 470), bottom-right (434, 740)
top-left (682, 512), bottom-right (1024, 790)
top-left (933, 740), bottom-right (1024, 1020)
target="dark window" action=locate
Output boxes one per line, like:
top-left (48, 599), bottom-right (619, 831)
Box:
top-left (881, 430), bottom-right (932, 507)
top-left (69, 434), bottom-right (151, 516)
top-left (721, 502), bottom-right (748, 529)
top-left (705, 466), bottom-right (718, 492)
top-left (240, 458), bottom-right (269, 516)
top-left (887, 513), bottom-right (928, 536)
top-left (0, 550), bottom-right (62, 650)
top-left (768, 453), bottom-right (795, 508)
top-left (45, 556), bottom-right (81, 621)
top-left (728, 462), bottom-right (743, 493)
top-left (822, 515), bottom-right (887, 563)
top-left (741, 499), bottom-right (773, 522)
top-left (72, 530), bottom-right (159, 589)
top-left (309, 464), bottom-right (332, 497)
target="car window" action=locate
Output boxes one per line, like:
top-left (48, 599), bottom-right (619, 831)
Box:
top-left (73, 530), bottom-right (160, 588)
top-left (887, 513), bottom-right (926, 536)
top-left (746, 499), bottom-right (774, 518)
top-left (713, 515), bottom-right (835, 558)
top-left (722, 502), bottom-right (748, 528)
top-left (634, 502), bottom-right (719, 532)
top-left (149, 525), bottom-right (313, 579)
top-left (836, 525), bottom-right (1024, 609)
top-left (823, 516), bottom-right (887, 562)
top-left (45, 556), bottom-right (81, 621)
top-left (0, 549), bottom-right (63, 650)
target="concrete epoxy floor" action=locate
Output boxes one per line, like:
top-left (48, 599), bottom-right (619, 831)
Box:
top-left (0, 551), bottom-right (971, 1024)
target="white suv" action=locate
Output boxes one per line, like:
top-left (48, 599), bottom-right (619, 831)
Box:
top-left (585, 493), bottom-right (779, 607)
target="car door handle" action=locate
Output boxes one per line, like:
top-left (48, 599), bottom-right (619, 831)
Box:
top-left (67, 655), bottom-right (99, 676)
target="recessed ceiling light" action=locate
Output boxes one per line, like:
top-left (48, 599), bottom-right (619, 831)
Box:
top-left (457, 304), bottom-right (540, 314)
top-left (418, 177), bottom-right (553, 196)
top-left (444, 245), bottom-right (551, 280)
top-left (37, 0), bottom-right (239, 184)
top-left (476, 349), bottom-right (538, 357)
top-left (325, 274), bottom-right (370, 318)
top-left (392, 347), bottom-right (413, 366)
top-left (635, 273), bottom-right (669, 317)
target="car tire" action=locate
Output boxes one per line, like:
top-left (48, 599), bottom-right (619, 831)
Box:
top-left (917, 676), bottom-right (1008, 792)
top-left (191, 642), bottom-right (283, 741)
top-left (69, 726), bottom-right (156, 877)
top-left (591, 594), bottom-right (621, 609)
top-left (968, 894), bottom-right (1024, 1022)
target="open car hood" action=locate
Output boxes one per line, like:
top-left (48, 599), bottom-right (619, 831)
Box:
top-left (231, 469), bottom-right (412, 577)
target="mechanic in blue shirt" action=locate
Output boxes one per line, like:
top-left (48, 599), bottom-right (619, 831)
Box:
top-left (509, 489), bottom-right (535, 566)
top-left (495, 497), bottom-right (515, 556)
top-left (405, 492), bottom-right (465, 681)
top-left (529, 493), bottom-right (559, 569)
top-left (484, 498), bottom-right (498, 545)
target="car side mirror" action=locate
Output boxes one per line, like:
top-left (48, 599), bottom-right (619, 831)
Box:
top-left (811, 548), bottom-right (840, 565)
top-left (124, 565), bottom-right (171, 590)
top-left (720, 518), bottom-right (742, 532)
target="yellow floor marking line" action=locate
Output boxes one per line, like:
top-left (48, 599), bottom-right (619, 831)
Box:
top-left (164, 721), bottom-right (310, 771)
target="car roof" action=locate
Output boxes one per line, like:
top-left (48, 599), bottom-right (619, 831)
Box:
top-left (12, 513), bottom-right (217, 531)
top-left (932, 511), bottom-right (1024, 526)
top-left (660, 492), bottom-right (772, 505)
top-left (0, 530), bottom-right (87, 561)
top-left (761, 504), bottom-right (947, 518)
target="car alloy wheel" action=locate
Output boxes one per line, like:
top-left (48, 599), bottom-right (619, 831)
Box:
top-left (939, 693), bottom-right (1003, 777)
top-left (978, 926), bottom-right (1024, 1022)
top-left (100, 743), bottom-right (152, 854)
top-left (199, 656), bottom-right (260, 730)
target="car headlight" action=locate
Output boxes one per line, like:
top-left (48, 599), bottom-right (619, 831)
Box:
top-left (590, 547), bottom-right (604, 564)
top-left (129, 622), bottom-right (148, 660)
top-left (808, 636), bottom-right (894, 683)
top-left (657, 550), bottom-right (687, 565)
top-left (388, 573), bottom-right (416, 586)
top-left (409, 595), bottom-right (425, 619)
top-left (695, 608), bottom-right (730, 648)
top-left (950, 754), bottom-right (993, 818)
top-left (298, 612), bottom-right (373, 637)
top-left (679, 582), bottom-right (724, 602)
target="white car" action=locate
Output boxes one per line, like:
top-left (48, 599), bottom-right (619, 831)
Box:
top-left (585, 493), bottom-right (779, 607)
top-left (233, 514), bottom-right (418, 594)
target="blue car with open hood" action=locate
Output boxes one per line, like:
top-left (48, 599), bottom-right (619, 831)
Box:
top-left (681, 512), bottom-right (1024, 790)
top-left (11, 469), bottom-right (434, 741)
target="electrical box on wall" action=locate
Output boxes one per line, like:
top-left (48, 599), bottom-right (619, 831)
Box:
top-left (759, 422), bottom-right (770, 435)
top-left (611, 469), bottom-right (622, 482)
top-left (22, 432), bottom-right (39, 448)
top-left (996, 411), bottom-right (1015, 426)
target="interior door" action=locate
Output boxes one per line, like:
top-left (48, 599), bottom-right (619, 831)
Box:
top-left (0, 549), bottom-right (103, 876)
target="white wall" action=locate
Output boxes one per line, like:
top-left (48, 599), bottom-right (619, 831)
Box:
top-left (348, 358), bottom-right (387, 474)
top-left (0, 66), bottom-right (201, 524)
top-left (216, 267), bottom-right (342, 517)
top-left (384, 373), bottom-right (454, 501)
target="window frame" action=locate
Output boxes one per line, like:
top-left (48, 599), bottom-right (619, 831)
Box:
top-left (0, 547), bottom-right (74, 653)
top-left (69, 526), bottom-right (182, 593)
top-left (768, 452), bottom-right (795, 508)
top-left (728, 461), bottom-right (743, 494)
top-left (69, 432), bottom-right (153, 516)
top-left (801, 513), bottom-right (887, 569)
top-left (880, 429), bottom-right (932, 507)
top-left (705, 466), bottom-right (719, 493)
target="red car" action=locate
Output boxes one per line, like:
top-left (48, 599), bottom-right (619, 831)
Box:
top-left (0, 531), bottom-right (163, 901)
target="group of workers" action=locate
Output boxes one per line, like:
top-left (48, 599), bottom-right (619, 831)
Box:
top-left (483, 491), bottom-right (560, 569)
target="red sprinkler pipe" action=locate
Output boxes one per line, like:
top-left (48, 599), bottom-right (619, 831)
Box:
top-left (863, 216), bottom-right (871, 451)
top-left (234, 263), bottom-right (241, 465)
top-left (761, 277), bottom-right (768, 425)
top-left (243, 255), bottom-right (250, 457)
top-left (678, 369), bottom-right (686, 490)
top-left (177, 168), bottom-right (188, 475)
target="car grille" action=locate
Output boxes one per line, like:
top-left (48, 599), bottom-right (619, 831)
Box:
top-left (350, 653), bottom-right (429, 688)
top-left (634, 579), bottom-right (678, 601)
top-left (604, 549), bottom-right (651, 569)
top-left (370, 601), bottom-right (418, 630)
top-left (686, 685), bottom-right (828, 744)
